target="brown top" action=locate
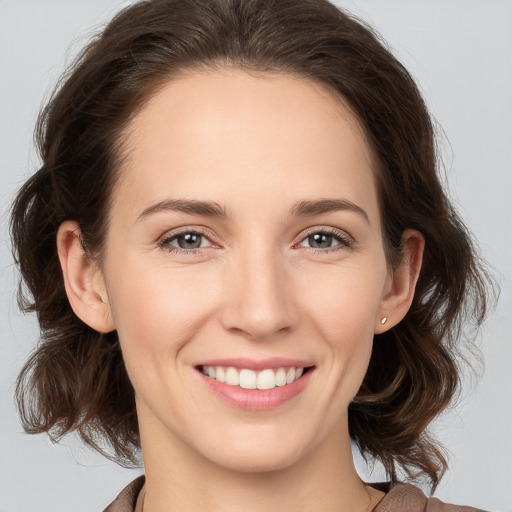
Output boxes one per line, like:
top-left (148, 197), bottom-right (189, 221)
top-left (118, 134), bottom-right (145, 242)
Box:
top-left (103, 475), bottom-right (488, 512)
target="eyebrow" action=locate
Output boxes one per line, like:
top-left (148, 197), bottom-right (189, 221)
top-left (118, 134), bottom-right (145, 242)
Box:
top-left (137, 199), bottom-right (228, 221)
top-left (290, 199), bottom-right (370, 224)
top-left (137, 198), bottom-right (369, 224)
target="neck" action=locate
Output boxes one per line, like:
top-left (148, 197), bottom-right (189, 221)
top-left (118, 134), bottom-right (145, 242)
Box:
top-left (138, 409), bottom-right (382, 512)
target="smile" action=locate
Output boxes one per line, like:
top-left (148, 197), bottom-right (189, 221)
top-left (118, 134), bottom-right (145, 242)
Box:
top-left (196, 358), bottom-right (315, 410)
top-left (200, 365), bottom-right (305, 389)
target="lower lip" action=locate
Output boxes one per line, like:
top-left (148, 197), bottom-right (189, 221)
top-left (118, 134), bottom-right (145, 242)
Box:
top-left (197, 369), bottom-right (313, 411)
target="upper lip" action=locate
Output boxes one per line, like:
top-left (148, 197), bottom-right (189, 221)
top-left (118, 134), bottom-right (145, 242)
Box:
top-left (196, 357), bottom-right (315, 371)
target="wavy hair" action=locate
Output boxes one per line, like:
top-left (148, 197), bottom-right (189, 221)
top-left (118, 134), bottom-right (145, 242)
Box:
top-left (10, 0), bottom-right (493, 490)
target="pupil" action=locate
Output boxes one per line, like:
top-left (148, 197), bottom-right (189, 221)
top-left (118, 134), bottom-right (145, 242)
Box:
top-left (178, 233), bottom-right (201, 249)
top-left (309, 233), bottom-right (332, 248)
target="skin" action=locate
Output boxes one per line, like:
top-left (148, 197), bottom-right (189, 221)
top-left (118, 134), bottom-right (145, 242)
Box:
top-left (58, 70), bottom-right (424, 512)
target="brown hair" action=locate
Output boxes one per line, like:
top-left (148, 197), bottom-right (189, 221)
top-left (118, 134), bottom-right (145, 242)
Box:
top-left (10, 0), bottom-right (493, 490)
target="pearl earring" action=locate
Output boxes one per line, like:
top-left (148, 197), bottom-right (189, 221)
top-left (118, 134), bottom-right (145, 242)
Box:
top-left (380, 317), bottom-right (387, 325)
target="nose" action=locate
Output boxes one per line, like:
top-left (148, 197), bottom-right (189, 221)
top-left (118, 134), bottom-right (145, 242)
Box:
top-left (219, 248), bottom-right (299, 340)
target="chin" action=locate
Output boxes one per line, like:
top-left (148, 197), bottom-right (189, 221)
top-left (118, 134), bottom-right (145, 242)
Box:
top-left (198, 431), bottom-right (311, 474)
top-left (211, 448), bottom-right (302, 474)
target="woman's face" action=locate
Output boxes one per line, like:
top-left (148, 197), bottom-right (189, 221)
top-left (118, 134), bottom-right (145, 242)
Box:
top-left (99, 70), bottom-right (394, 471)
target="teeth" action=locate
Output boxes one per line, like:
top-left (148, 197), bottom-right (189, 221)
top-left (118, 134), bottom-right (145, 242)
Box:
top-left (257, 369), bottom-right (275, 390)
top-left (275, 368), bottom-right (287, 386)
top-left (225, 367), bottom-right (239, 386)
top-left (201, 365), bottom-right (307, 389)
top-left (216, 366), bottom-right (226, 383)
top-left (239, 369), bottom-right (257, 389)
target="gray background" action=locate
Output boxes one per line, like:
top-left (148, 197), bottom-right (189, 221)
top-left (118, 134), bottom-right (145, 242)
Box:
top-left (1, 1), bottom-right (510, 510)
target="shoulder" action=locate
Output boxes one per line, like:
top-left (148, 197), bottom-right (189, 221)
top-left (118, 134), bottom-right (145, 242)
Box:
top-left (103, 477), bottom-right (488, 512)
top-left (102, 475), bottom-right (145, 512)
top-left (371, 482), bottom-right (489, 512)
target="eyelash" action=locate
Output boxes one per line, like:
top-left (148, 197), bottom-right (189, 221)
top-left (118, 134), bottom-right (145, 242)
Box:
top-left (158, 227), bottom-right (354, 256)
top-left (158, 228), bottom-right (214, 256)
top-left (297, 227), bottom-right (353, 253)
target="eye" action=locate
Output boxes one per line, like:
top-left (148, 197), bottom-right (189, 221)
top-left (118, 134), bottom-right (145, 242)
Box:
top-left (297, 228), bottom-right (353, 252)
top-left (159, 230), bottom-right (214, 254)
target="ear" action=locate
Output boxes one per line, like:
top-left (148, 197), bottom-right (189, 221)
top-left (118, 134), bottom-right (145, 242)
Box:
top-left (374, 229), bottom-right (424, 334)
top-left (57, 220), bottom-right (115, 333)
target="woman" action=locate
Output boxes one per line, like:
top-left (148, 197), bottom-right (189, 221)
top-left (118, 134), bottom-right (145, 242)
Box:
top-left (9, 0), bottom-right (497, 510)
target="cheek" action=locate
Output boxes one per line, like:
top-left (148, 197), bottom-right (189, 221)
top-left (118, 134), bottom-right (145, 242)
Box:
top-left (105, 259), bottom-right (221, 368)
top-left (302, 262), bottom-right (386, 393)
top-left (301, 260), bottom-right (386, 336)
top-left (104, 260), bottom-right (225, 429)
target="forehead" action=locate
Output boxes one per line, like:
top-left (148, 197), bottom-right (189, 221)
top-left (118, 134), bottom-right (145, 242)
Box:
top-left (113, 69), bottom-right (378, 223)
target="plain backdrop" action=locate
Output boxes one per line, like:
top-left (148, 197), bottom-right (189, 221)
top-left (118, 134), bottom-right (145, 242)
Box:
top-left (1, 1), bottom-right (510, 511)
